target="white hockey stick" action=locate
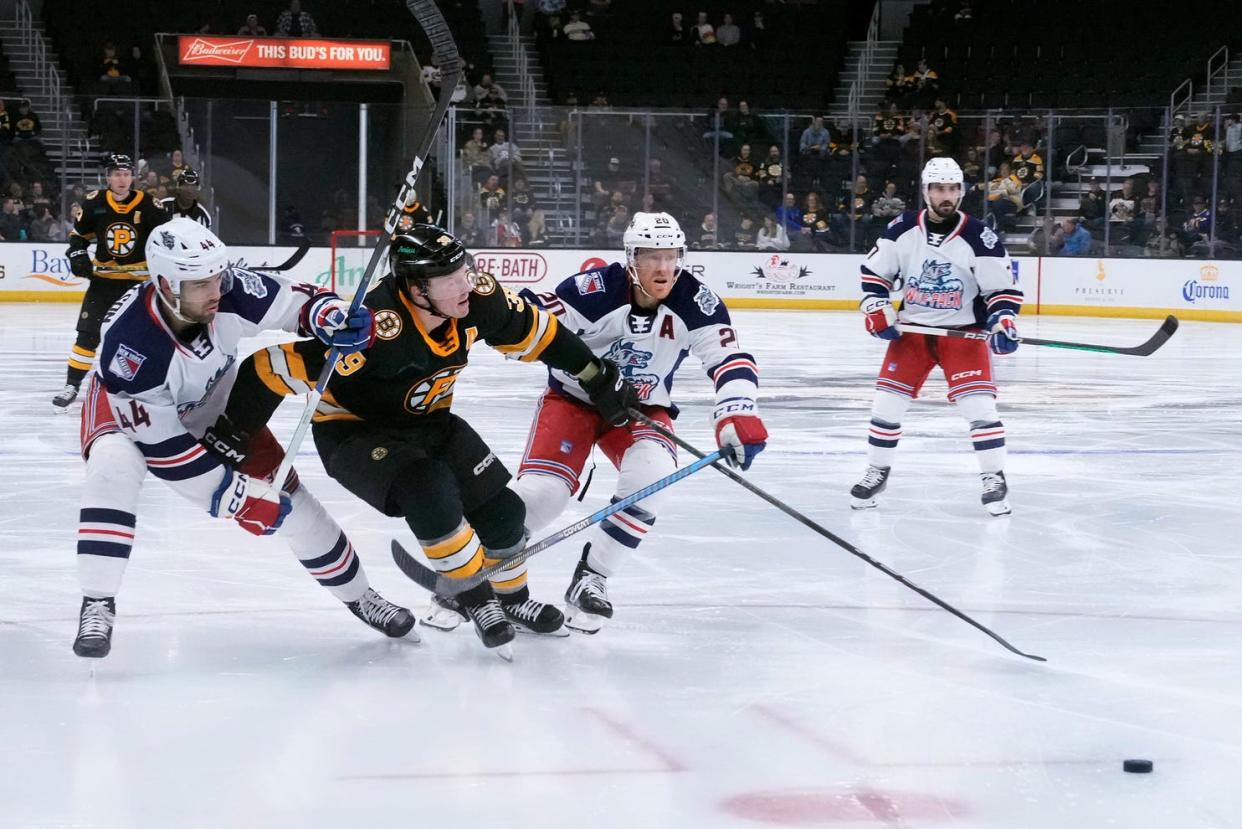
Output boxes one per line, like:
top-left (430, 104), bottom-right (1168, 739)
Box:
top-left (270, 0), bottom-right (461, 488)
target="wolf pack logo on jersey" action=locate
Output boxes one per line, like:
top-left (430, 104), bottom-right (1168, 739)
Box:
top-left (575, 271), bottom-right (605, 295)
top-left (694, 284), bottom-right (720, 315)
top-left (751, 255), bottom-right (812, 282)
top-left (235, 270), bottom-right (268, 298)
top-left (905, 259), bottom-right (964, 310)
top-left (105, 222), bottom-right (138, 257)
top-left (602, 340), bottom-right (660, 400)
top-left (108, 344), bottom-right (147, 381)
top-left (177, 354), bottom-right (236, 416)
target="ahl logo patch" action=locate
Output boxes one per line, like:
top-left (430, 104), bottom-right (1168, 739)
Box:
top-left (694, 284), bottom-right (720, 316)
top-left (576, 272), bottom-right (605, 295)
top-left (234, 270), bottom-right (268, 298)
top-left (109, 344), bottom-right (147, 381)
top-left (980, 226), bottom-right (999, 250)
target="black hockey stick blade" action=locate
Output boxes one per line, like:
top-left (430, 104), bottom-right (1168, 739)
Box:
top-left (392, 539), bottom-right (441, 593)
top-left (1023, 314), bottom-right (1179, 356)
top-left (628, 410), bottom-right (1047, 663)
top-left (249, 240), bottom-right (311, 273)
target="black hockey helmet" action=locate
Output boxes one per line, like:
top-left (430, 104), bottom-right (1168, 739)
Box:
top-left (175, 167), bottom-right (201, 188)
top-left (390, 224), bottom-right (469, 292)
top-left (104, 153), bottom-right (134, 174)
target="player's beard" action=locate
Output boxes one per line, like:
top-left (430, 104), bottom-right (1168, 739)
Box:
top-left (929, 199), bottom-right (958, 222)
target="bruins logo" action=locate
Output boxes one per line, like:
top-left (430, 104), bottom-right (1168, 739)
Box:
top-left (374, 309), bottom-right (402, 340)
top-left (105, 222), bottom-right (138, 257)
top-left (371, 447), bottom-right (389, 461)
top-left (472, 271), bottom-right (498, 296)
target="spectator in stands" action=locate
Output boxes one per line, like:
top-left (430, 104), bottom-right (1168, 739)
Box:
top-left (526, 208), bottom-right (550, 246)
top-left (509, 176), bottom-right (536, 224)
top-left (1179, 194), bottom-right (1212, 250)
top-left (775, 191), bottom-right (801, 237)
top-left (732, 214), bottom-right (757, 249)
top-left (27, 204), bottom-right (64, 243)
top-left (983, 162), bottom-right (1022, 230)
top-left (961, 147), bottom-right (982, 187)
top-left (667, 12), bottom-right (688, 45)
top-left (912, 59), bottom-right (939, 105)
top-left (474, 74), bottom-right (508, 102)
top-left (592, 157), bottom-right (626, 214)
top-left (141, 169), bottom-right (162, 193)
top-left (926, 98), bottom-right (957, 158)
top-left (493, 208), bottom-right (523, 247)
top-left (605, 204), bottom-right (630, 246)
top-left (748, 10), bottom-right (767, 49)
top-left (695, 212), bottom-right (719, 248)
top-left (0, 197), bottom-right (25, 241)
top-left (872, 180), bottom-right (905, 221)
top-left (871, 102), bottom-right (904, 174)
top-left (954, 0), bottom-right (974, 23)
top-left (703, 97), bottom-right (735, 147)
top-left (475, 87), bottom-right (509, 137)
top-left (1223, 113), bottom-right (1242, 180)
top-left (1145, 218), bottom-right (1183, 258)
top-left (837, 174), bottom-right (876, 246)
top-left (756, 213), bottom-right (790, 251)
top-left (693, 12), bottom-right (717, 46)
top-left (798, 116), bottom-right (831, 190)
top-left (798, 191), bottom-right (830, 252)
top-left (1011, 140), bottom-right (1045, 210)
top-left (756, 144), bottom-right (785, 208)
top-left (884, 63), bottom-right (912, 103)
top-left (1060, 217), bottom-right (1091, 255)
top-left (26, 180), bottom-right (50, 218)
top-left (716, 13), bottom-right (741, 47)
top-left (167, 148), bottom-right (189, 182)
top-left (983, 129), bottom-right (1006, 176)
top-left (462, 127), bottom-right (492, 184)
top-left (728, 100), bottom-right (764, 149)
top-left (458, 211), bottom-right (484, 246)
top-left (1028, 214), bottom-right (1064, 255)
top-left (238, 13), bottom-right (268, 35)
top-left (98, 42), bottom-right (131, 94)
top-left (1079, 182), bottom-right (1106, 230)
top-left (1175, 112), bottom-right (1215, 208)
top-left (275, 0), bottom-right (317, 37)
top-left (489, 128), bottom-right (526, 183)
top-left (646, 158), bottom-right (673, 205)
top-left (562, 11), bottom-right (594, 41)
top-left (723, 143), bottom-right (760, 201)
top-left (1108, 178), bottom-right (1138, 225)
top-left (478, 174), bottom-right (506, 218)
top-left (0, 99), bottom-right (11, 147)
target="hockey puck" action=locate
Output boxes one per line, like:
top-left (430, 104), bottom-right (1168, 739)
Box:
top-left (1123, 759), bottom-right (1153, 773)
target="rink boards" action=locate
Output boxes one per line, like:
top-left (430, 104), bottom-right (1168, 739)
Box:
top-left (1, 242), bottom-right (1237, 322)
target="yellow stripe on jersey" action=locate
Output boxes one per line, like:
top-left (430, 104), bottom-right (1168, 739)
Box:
top-left (72, 344), bottom-right (96, 358)
top-left (523, 310), bottom-right (559, 362)
top-left (253, 347), bottom-right (296, 397)
top-left (492, 307), bottom-right (559, 361)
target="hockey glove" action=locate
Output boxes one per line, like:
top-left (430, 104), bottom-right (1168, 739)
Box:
top-left (860, 295), bottom-right (900, 340)
top-left (210, 469), bottom-right (292, 536)
top-left (201, 414), bottom-right (251, 467)
top-left (986, 311), bottom-right (1019, 355)
top-left (579, 358), bottom-right (641, 427)
top-left (712, 398), bottom-right (768, 470)
top-left (68, 247), bottom-right (93, 279)
top-left (305, 294), bottom-right (376, 355)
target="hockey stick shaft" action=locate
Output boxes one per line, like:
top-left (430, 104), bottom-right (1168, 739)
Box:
top-left (392, 450), bottom-right (728, 596)
top-left (249, 240), bottom-right (311, 273)
top-left (897, 314), bottom-right (1178, 356)
top-left (272, 0), bottom-right (461, 488)
top-left (629, 411), bottom-right (1046, 662)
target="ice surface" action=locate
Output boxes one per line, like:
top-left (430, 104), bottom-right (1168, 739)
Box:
top-left (2, 304), bottom-right (1241, 828)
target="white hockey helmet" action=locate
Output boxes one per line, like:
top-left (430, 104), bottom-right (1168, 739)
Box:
top-left (623, 211), bottom-right (686, 270)
top-left (921, 157), bottom-right (965, 212)
top-left (146, 216), bottom-right (232, 318)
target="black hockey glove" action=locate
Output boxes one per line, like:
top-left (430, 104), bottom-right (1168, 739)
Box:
top-left (201, 414), bottom-right (252, 467)
top-left (68, 247), bottom-right (93, 279)
top-left (579, 358), bottom-right (640, 427)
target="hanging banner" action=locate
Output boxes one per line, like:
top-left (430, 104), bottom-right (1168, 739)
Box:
top-left (177, 36), bottom-right (391, 70)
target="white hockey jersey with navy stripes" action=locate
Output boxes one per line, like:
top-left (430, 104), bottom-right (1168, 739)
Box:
top-left (861, 209), bottom-right (1023, 327)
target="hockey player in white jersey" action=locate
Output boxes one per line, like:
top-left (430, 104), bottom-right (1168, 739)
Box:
top-left (512, 212), bottom-right (769, 632)
top-left (851, 158), bottom-right (1023, 515)
top-left (72, 217), bottom-right (414, 658)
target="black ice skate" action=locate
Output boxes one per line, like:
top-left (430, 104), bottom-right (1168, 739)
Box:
top-left (980, 471), bottom-right (1012, 516)
top-left (456, 584), bottom-right (516, 659)
top-left (501, 590), bottom-right (568, 637)
top-left (73, 596), bottom-right (116, 658)
top-left (346, 588), bottom-right (419, 640)
top-left (850, 464), bottom-right (891, 510)
top-left (564, 551), bottom-right (613, 634)
top-left (52, 383), bottom-right (79, 413)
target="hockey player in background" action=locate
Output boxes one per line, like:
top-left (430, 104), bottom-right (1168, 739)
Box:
top-left (851, 157), bottom-right (1023, 516)
top-left (72, 217), bottom-right (414, 658)
top-left (238, 225), bottom-right (639, 655)
top-left (514, 212), bottom-right (768, 633)
top-left (157, 167), bottom-right (212, 228)
top-left (55, 153), bottom-right (169, 412)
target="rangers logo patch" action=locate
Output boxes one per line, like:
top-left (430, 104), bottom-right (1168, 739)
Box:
top-left (694, 284), bottom-right (720, 315)
top-left (108, 344), bottom-right (147, 381)
top-left (374, 309), bottom-right (402, 339)
top-left (576, 272), bottom-right (605, 295)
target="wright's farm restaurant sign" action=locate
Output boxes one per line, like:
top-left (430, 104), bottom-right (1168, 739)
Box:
top-left (177, 36), bottom-right (391, 70)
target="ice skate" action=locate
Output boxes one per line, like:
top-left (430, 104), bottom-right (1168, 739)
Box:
top-left (420, 594), bottom-right (466, 631)
top-left (456, 584), bottom-right (516, 660)
top-left (346, 587), bottom-right (419, 640)
top-left (564, 553), bottom-right (613, 634)
top-left (52, 383), bottom-right (79, 413)
top-left (72, 596), bottom-right (115, 658)
top-left (501, 590), bottom-right (568, 636)
top-left (981, 471), bottom-right (1011, 516)
top-left (850, 464), bottom-right (891, 510)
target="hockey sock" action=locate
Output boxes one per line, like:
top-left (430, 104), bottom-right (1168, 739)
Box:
top-left (419, 520), bottom-right (485, 581)
top-left (280, 486), bottom-right (369, 602)
top-left (66, 345), bottom-right (94, 387)
top-left (77, 435), bottom-right (145, 598)
top-left (956, 394), bottom-right (1006, 473)
top-left (865, 389), bottom-right (911, 468)
top-left (584, 500), bottom-right (657, 577)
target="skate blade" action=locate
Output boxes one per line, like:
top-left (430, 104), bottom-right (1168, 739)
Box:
top-left (52, 404), bottom-right (75, 415)
top-left (564, 608), bottom-right (605, 635)
top-left (401, 628), bottom-right (423, 644)
top-left (495, 643), bottom-right (514, 662)
top-left (514, 624), bottom-right (571, 638)
top-left (985, 500), bottom-right (1012, 517)
top-left (850, 497), bottom-right (879, 510)
top-left (419, 606), bottom-right (464, 631)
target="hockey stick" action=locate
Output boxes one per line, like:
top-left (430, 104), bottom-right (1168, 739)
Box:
top-left (896, 315), bottom-right (1179, 356)
top-left (391, 450), bottom-right (727, 596)
top-left (249, 240), bottom-right (311, 273)
top-left (271, 0), bottom-right (461, 488)
top-left (628, 411), bottom-right (1046, 662)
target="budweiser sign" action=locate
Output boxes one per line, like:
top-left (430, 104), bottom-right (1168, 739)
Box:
top-left (181, 38), bottom-right (253, 64)
top-left (176, 36), bottom-right (391, 70)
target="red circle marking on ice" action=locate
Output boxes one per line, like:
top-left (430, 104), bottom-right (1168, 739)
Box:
top-left (579, 256), bottom-right (608, 272)
top-left (720, 788), bottom-right (970, 825)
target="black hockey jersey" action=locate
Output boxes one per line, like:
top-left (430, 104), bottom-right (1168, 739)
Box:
top-left (68, 189), bottom-right (169, 282)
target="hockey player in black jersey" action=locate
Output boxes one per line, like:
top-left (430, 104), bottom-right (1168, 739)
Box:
top-left (237, 225), bottom-right (639, 656)
top-left (54, 153), bottom-right (169, 411)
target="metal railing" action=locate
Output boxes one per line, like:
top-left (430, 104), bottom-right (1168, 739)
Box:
top-left (1206, 46), bottom-right (1230, 102)
top-left (846, 1), bottom-right (883, 132)
top-left (506, 0), bottom-right (536, 135)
